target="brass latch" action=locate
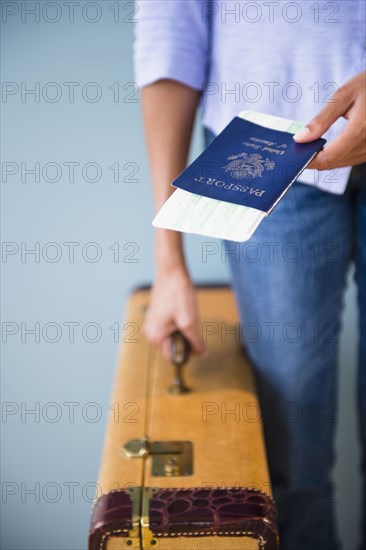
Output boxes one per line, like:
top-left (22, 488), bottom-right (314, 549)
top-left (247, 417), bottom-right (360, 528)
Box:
top-left (122, 438), bottom-right (193, 477)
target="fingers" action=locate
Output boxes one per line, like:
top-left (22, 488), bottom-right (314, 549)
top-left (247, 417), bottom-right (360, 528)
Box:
top-left (306, 117), bottom-right (365, 170)
top-left (293, 87), bottom-right (352, 143)
top-left (143, 314), bottom-right (175, 348)
top-left (160, 337), bottom-right (172, 361)
top-left (142, 277), bottom-right (208, 359)
top-left (307, 148), bottom-right (366, 170)
top-left (176, 320), bottom-right (207, 357)
top-left (143, 317), bottom-right (173, 360)
top-left (143, 315), bottom-right (207, 360)
top-left (293, 76), bottom-right (365, 169)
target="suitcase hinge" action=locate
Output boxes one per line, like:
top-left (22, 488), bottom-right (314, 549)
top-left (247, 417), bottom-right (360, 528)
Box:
top-left (124, 486), bottom-right (143, 549)
top-left (124, 487), bottom-right (158, 548)
top-left (141, 488), bottom-right (159, 548)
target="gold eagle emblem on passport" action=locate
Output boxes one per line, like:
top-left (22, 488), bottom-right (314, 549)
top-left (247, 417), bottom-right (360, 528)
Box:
top-left (223, 153), bottom-right (275, 180)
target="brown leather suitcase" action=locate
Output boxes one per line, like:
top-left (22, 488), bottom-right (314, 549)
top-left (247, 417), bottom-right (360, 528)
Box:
top-left (89, 286), bottom-right (278, 549)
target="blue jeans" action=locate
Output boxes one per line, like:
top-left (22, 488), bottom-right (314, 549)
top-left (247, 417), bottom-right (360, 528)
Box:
top-left (205, 129), bottom-right (366, 550)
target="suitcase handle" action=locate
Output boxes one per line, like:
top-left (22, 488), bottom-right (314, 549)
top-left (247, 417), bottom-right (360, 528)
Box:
top-left (168, 331), bottom-right (191, 395)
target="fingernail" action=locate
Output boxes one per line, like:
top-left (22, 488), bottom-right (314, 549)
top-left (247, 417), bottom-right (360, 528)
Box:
top-left (293, 127), bottom-right (311, 141)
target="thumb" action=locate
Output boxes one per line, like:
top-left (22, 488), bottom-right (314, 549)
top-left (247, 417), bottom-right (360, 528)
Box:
top-left (293, 93), bottom-right (348, 143)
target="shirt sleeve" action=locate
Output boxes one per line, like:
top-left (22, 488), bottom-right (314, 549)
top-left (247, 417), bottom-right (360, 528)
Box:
top-left (134, 0), bottom-right (210, 91)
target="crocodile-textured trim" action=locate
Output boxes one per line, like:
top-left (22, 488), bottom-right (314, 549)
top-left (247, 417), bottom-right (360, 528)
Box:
top-left (89, 487), bottom-right (279, 549)
top-left (149, 488), bottom-right (278, 548)
top-left (88, 490), bottom-right (132, 550)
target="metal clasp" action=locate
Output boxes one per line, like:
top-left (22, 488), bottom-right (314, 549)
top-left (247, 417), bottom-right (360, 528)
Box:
top-left (122, 439), bottom-right (193, 477)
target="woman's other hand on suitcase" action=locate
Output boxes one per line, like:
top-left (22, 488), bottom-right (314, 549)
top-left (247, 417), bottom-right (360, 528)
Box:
top-left (143, 268), bottom-right (207, 361)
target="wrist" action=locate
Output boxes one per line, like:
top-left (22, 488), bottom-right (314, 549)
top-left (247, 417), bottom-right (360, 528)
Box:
top-left (155, 227), bottom-right (183, 255)
top-left (155, 230), bottom-right (188, 276)
top-left (156, 255), bottom-right (188, 277)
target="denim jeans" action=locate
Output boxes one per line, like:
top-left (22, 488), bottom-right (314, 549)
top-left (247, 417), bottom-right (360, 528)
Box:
top-left (205, 129), bottom-right (366, 550)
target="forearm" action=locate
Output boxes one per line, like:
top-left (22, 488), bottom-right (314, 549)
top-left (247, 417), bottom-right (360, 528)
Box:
top-left (141, 79), bottom-right (200, 271)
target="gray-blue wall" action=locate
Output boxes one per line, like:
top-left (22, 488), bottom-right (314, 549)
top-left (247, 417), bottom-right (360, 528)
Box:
top-left (1, 3), bottom-right (361, 549)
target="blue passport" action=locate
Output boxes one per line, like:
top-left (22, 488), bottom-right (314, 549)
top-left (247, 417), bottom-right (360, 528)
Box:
top-left (172, 117), bottom-right (326, 213)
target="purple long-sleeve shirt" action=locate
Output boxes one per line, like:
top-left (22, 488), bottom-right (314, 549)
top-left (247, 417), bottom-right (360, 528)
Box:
top-left (134, 0), bottom-right (365, 194)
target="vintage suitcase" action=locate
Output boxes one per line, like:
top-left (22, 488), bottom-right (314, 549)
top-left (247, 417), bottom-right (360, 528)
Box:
top-left (89, 286), bottom-right (278, 549)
